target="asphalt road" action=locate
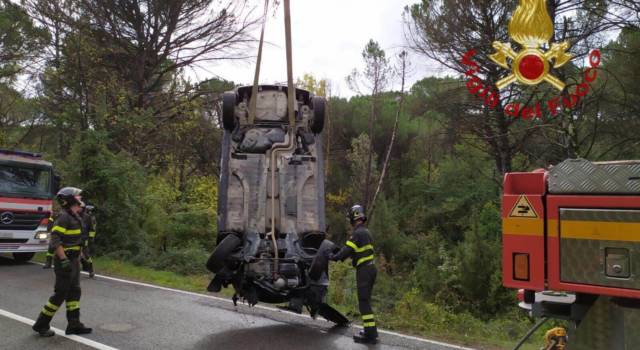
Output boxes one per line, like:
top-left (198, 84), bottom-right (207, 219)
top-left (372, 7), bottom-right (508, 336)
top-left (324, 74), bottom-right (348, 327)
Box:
top-left (0, 257), bottom-right (473, 350)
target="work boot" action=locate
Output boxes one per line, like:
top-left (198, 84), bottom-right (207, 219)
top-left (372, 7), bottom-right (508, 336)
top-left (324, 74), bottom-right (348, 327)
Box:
top-left (43, 256), bottom-right (53, 269)
top-left (32, 314), bottom-right (55, 337)
top-left (65, 320), bottom-right (92, 335)
top-left (88, 263), bottom-right (95, 278)
top-left (353, 329), bottom-right (378, 344)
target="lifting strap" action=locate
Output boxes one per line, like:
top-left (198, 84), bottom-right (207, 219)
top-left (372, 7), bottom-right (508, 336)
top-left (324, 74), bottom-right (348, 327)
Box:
top-left (248, 0), bottom-right (296, 127)
top-left (283, 0), bottom-right (295, 127)
top-left (249, 0), bottom-right (269, 124)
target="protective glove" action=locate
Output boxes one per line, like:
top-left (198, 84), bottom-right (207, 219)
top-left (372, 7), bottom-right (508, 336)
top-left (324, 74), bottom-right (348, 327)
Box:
top-left (59, 258), bottom-right (72, 273)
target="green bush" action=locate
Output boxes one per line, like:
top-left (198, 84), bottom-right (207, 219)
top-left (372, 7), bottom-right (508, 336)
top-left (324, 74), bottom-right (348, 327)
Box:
top-left (61, 132), bottom-right (149, 255)
top-left (151, 242), bottom-right (209, 275)
top-left (167, 208), bottom-right (215, 251)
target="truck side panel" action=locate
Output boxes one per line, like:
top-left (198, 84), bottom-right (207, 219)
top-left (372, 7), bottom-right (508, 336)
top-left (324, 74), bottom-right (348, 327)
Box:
top-left (547, 195), bottom-right (640, 299)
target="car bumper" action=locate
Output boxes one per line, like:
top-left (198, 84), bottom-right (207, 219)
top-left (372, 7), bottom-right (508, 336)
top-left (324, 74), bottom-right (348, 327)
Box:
top-left (0, 229), bottom-right (49, 253)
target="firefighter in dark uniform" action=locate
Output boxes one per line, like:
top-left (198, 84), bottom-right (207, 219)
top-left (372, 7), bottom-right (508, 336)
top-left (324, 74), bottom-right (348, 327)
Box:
top-left (330, 204), bottom-right (378, 344)
top-left (81, 204), bottom-right (96, 278)
top-left (32, 187), bottom-right (92, 337)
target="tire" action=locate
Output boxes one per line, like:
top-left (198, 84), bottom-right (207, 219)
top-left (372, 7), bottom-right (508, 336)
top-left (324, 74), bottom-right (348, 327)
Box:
top-left (12, 252), bottom-right (35, 262)
top-left (309, 239), bottom-right (334, 280)
top-left (222, 92), bottom-right (237, 131)
top-left (310, 96), bottom-right (326, 134)
top-left (207, 234), bottom-right (241, 273)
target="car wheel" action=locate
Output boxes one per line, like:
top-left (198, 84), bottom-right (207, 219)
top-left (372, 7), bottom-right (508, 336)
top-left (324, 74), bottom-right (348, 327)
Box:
top-left (310, 96), bottom-right (326, 134)
top-left (207, 234), bottom-right (241, 273)
top-left (309, 239), bottom-right (334, 280)
top-left (222, 92), bottom-right (237, 131)
top-left (12, 252), bottom-right (35, 262)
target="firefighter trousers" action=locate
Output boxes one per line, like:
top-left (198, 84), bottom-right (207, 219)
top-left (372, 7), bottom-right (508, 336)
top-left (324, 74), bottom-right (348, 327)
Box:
top-left (38, 253), bottom-right (82, 324)
top-left (356, 263), bottom-right (378, 338)
top-left (81, 239), bottom-right (94, 273)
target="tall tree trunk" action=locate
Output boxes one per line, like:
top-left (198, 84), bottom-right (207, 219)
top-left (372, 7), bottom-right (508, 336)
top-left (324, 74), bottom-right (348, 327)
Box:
top-left (369, 52), bottom-right (408, 219)
top-left (363, 94), bottom-right (375, 209)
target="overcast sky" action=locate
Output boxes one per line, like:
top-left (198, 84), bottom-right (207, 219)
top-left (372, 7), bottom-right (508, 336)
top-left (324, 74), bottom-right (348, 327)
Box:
top-left (190, 0), bottom-right (446, 97)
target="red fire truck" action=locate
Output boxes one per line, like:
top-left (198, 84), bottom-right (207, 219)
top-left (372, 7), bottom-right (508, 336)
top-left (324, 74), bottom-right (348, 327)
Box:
top-left (503, 159), bottom-right (640, 349)
top-left (0, 149), bottom-right (57, 262)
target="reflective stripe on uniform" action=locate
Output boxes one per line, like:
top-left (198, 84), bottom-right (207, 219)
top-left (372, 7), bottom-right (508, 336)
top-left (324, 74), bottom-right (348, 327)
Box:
top-left (346, 240), bottom-right (373, 253)
top-left (346, 240), bottom-right (358, 250)
top-left (41, 308), bottom-right (55, 316)
top-left (52, 226), bottom-right (67, 234)
top-left (346, 239), bottom-right (375, 266)
top-left (362, 314), bottom-right (374, 321)
top-left (363, 321), bottom-right (376, 327)
top-left (356, 255), bottom-right (374, 266)
top-left (46, 302), bottom-right (59, 311)
top-left (66, 301), bottom-right (80, 311)
top-left (65, 246), bottom-right (81, 251)
top-left (89, 231), bottom-right (96, 238)
top-left (42, 301), bottom-right (59, 316)
top-left (52, 226), bottom-right (81, 235)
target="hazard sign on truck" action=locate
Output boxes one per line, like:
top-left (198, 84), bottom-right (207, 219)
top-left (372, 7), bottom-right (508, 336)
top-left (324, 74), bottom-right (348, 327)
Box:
top-left (502, 159), bottom-right (640, 349)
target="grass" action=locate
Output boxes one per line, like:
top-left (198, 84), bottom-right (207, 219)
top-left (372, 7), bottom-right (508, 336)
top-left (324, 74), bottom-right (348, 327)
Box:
top-left (31, 253), bottom-right (550, 350)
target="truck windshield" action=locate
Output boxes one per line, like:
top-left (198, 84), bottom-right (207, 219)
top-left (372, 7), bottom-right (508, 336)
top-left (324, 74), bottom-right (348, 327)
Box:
top-left (0, 164), bottom-right (52, 199)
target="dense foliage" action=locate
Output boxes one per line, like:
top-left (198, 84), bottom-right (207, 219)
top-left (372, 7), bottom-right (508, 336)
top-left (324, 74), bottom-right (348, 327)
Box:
top-left (1, 0), bottom-right (639, 346)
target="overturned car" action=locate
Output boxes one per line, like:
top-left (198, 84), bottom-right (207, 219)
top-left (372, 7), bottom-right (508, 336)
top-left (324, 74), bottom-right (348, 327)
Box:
top-left (206, 85), bottom-right (347, 325)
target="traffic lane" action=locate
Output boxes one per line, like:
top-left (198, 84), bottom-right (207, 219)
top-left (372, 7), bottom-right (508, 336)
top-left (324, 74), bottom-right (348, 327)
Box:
top-left (1, 259), bottom-right (389, 350)
top-left (0, 310), bottom-right (94, 350)
top-left (0, 257), bottom-right (460, 350)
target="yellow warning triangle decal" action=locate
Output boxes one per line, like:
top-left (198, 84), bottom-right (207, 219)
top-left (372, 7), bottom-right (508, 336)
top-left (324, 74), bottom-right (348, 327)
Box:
top-left (509, 195), bottom-right (538, 218)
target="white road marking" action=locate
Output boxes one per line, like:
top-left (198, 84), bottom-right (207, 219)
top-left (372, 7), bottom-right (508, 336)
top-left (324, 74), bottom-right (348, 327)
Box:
top-left (31, 262), bottom-right (475, 349)
top-left (77, 268), bottom-right (475, 349)
top-left (0, 308), bottom-right (119, 350)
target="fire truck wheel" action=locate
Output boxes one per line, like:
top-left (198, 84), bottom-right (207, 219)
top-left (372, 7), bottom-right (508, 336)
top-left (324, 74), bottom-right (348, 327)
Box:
top-left (12, 252), bottom-right (35, 262)
top-left (309, 239), bottom-right (335, 280)
top-left (310, 96), bottom-right (326, 134)
top-left (222, 92), bottom-right (237, 131)
top-left (206, 234), bottom-right (241, 273)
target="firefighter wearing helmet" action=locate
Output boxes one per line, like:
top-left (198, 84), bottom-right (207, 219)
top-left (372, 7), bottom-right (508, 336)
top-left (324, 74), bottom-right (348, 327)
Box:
top-left (32, 187), bottom-right (92, 337)
top-left (330, 204), bottom-right (378, 344)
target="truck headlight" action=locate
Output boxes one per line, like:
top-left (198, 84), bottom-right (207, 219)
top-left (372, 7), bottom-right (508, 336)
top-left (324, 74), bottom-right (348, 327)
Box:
top-left (35, 231), bottom-right (49, 240)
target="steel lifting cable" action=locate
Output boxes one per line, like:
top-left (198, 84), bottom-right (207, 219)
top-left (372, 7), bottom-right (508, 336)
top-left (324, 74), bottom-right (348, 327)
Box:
top-left (249, 0), bottom-right (269, 124)
top-left (283, 0), bottom-right (295, 127)
top-left (265, 0), bottom-right (297, 279)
